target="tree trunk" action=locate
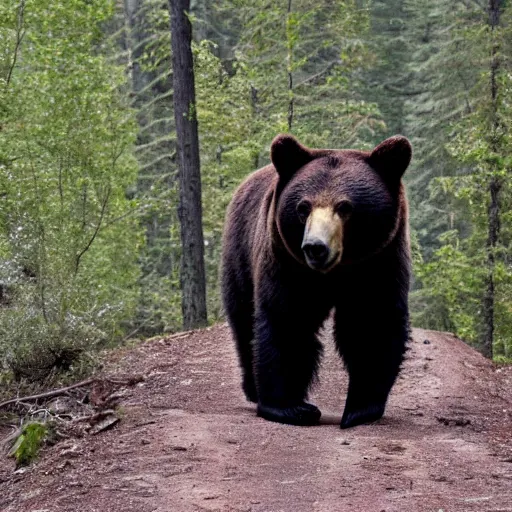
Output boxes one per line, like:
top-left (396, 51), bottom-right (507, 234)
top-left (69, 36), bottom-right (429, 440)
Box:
top-left (286, 0), bottom-right (294, 131)
top-left (169, 0), bottom-right (208, 329)
top-left (482, 0), bottom-right (503, 359)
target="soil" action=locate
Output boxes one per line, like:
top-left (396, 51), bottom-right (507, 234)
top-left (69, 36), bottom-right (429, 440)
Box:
top-left (1, 324), bottom-right (511, 512)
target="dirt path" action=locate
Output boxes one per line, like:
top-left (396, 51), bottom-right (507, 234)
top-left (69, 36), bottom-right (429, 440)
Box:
top-left (1, 324), bottom-right (511, 512)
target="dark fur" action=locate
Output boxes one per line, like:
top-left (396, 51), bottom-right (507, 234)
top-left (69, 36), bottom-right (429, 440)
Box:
top-left (221, 134), bottom-right (412, 428)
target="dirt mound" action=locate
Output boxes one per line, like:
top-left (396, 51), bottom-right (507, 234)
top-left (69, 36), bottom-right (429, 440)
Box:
top-left (1, 325), bottom-right (511, 512)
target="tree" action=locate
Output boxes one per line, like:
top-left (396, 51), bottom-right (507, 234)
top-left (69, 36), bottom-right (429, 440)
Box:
top-left (362, 0), bottom-right (412, 140)
top-left (410, 0), bottom-right (512, 358)
top-left (0, 0), bottom-right (140, 379)
top-left (482, 0), bottom-right (504, 359)
top-left (169, 0), bottom-right (207, 329)
top-left (215, 0), bottom-right (380, 157)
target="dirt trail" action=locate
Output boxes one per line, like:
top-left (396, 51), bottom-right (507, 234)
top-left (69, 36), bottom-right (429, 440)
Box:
top-left (1, 324), bottom-right (511, 512)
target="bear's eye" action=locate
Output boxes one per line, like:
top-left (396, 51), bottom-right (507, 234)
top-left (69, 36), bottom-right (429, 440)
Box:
top-left (336, 200), bottom-right (353, 217)
top-left (296, 200), bottom-right (311, 223)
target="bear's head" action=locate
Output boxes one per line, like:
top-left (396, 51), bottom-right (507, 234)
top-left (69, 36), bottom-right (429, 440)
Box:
top-left (271, 134), bottom-right (412, 272)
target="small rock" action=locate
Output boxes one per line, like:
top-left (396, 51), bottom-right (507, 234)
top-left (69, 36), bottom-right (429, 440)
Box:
top-left (423, 339), bottom-right (431, 344)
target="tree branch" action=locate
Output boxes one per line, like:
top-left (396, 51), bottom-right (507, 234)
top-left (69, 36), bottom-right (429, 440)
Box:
top-left (0, 375), bottom-right (144, 410)
top-left (5, 0), bottom-right (26, 88)
top-left (0, 378), bottom-right (96, 410)
top-left (75, 186), bottom-right (111, 274)
top-left (295, 60), bottom-right (341, 89)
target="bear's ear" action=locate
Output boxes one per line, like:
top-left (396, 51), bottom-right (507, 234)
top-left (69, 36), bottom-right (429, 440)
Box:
top-left (369, 135), bottom-right (412, 181)
top-left (270, 134), bottom-right (315, 181)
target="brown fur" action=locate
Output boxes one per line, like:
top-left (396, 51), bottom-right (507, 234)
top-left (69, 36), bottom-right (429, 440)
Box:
top-left (221, 134), bottom-right (412, 428)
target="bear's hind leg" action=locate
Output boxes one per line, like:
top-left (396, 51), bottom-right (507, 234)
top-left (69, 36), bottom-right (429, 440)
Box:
top-left (229, 305), bottom-right (258, 403)
top-left (223, 275), bottom-right (258, 403)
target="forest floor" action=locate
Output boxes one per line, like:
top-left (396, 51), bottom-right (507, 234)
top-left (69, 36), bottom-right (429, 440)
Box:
top-left (1, 323), bottom-right (511, 512)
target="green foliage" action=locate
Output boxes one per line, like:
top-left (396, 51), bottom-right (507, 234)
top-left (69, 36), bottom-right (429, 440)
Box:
top-left (362, 0), bottom-right (411, 139)
top-left (0, 0), bottom-right (141, 380)
top-left (125, 0), bottom-right (381, 327)
top-left (1, 0), bottom-right (510, 387)
top-left (9, 422), bottom-right (48, 467)
top-left (0, 287), bottom-right (106, 380)
top-left (194, 41), bottom-right (256, 318)
top-left (221, 0), bottom-right (381, 153)
top-left (412, 232), bottom-right (486, 342)
top-left (117, 0), bottom-right (181, 335)
top-left (407, 0), bottom-right (512, 358)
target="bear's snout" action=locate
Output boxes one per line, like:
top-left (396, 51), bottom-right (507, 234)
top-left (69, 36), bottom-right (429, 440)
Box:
top-left (302, 206), bottom-right (343, 272)
top-left (302, 239), bottom-right (329, 268)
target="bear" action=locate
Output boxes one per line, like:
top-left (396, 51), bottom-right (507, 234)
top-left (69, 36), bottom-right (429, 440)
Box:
top-left (221, 134), bottom-right (412, 429)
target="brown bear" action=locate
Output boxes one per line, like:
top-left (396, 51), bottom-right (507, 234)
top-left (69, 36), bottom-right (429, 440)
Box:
top-left (221, 134), bottom-right (412, 428)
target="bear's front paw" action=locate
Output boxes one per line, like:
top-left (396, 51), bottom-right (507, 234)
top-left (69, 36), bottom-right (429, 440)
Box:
top-left (257, 402), bottom-right (321, 426)
top-left (340, 403), bottom-right (385, 429)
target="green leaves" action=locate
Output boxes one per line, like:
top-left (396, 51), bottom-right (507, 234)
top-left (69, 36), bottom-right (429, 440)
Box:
top-left (369, 0), bottom-right (512, 358)
top-left (0, 0), bottom-right (140, 377)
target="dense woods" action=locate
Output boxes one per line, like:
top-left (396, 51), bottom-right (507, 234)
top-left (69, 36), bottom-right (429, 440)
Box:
top-left (1, 0), bottom-right (511, 387)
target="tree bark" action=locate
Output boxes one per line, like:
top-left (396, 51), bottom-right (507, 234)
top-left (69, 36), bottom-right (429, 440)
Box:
top-left (169, 0), bottom-right (208, 329)
top-left (286, 0), bottom-right (294, 131)
top-left (482, 0), bottom-right (503, 359)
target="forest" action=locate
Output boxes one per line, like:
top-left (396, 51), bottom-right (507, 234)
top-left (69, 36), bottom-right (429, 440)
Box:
top-left (1, 0), bottom-right (511, 390)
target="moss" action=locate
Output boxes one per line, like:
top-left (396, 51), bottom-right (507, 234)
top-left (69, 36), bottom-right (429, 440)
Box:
top-left (10, 422), bottom-right (48, 467)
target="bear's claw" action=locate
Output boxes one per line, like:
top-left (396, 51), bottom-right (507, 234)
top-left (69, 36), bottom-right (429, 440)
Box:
top-left (257, 402), bottom-right (321, 426)
top-left (340, 403), bottom-right (385, 429)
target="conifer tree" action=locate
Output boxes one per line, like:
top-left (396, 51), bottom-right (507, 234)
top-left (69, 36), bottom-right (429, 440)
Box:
top-left (169, 0), bottom-right (207, 329)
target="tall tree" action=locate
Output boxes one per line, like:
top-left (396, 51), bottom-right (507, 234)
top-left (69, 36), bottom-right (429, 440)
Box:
top-left (169, 0), bottom-right (207, 329)
top-left (482, 0), bottom-right (504, 358)
top-left (363, 0), bottom-right (412, 140)
top-left (410, 0), bottom-right (512, 358)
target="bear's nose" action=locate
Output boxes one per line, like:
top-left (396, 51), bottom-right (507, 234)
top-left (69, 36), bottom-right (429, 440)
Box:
top-left (302, 240), bottom-right (329, 266)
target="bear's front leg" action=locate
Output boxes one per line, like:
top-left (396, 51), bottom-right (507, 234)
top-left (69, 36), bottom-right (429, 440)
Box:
top-left (253, 307), bottom-right (323, 426)
top-left (334, 297), bottom-right (409, 429)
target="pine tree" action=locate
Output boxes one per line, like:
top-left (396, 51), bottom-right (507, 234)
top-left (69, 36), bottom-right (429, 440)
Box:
top-left (409, 0), bottom-right (512, 358)
top-left (169, 0), bottom-right (208, 329)
top-left (215, 0), bottom-right (380, 158)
